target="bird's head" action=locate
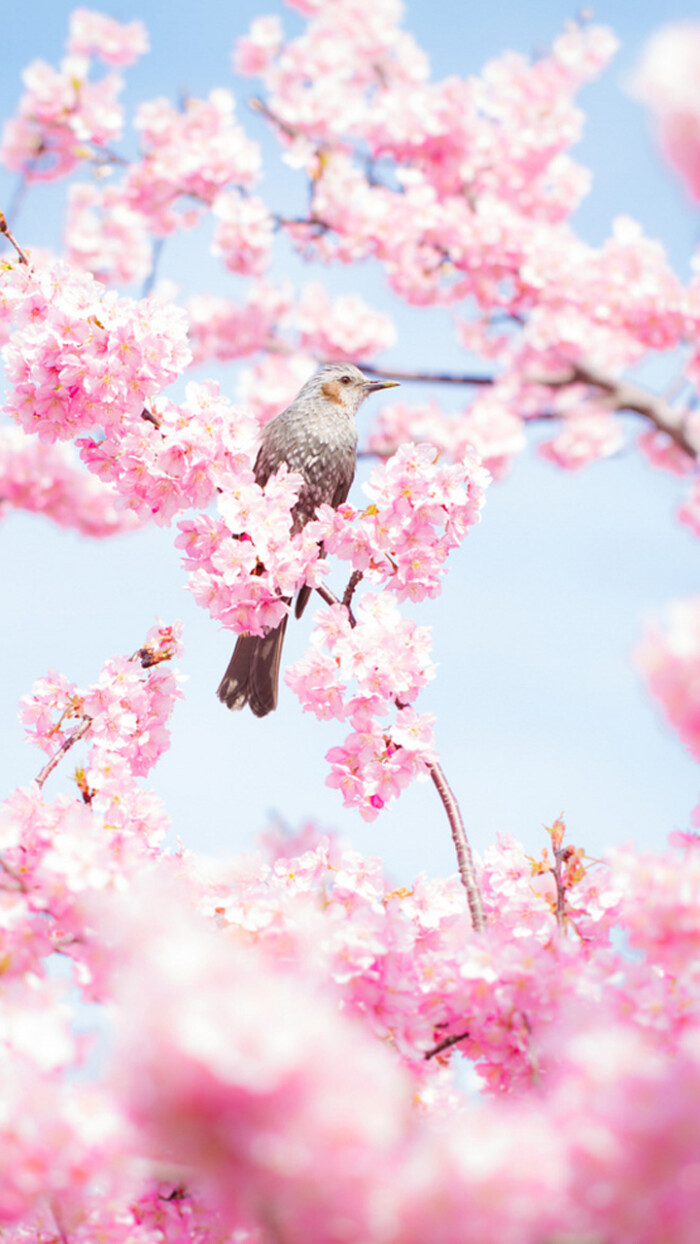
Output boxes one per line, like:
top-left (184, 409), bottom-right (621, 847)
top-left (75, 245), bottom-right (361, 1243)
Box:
top-left (302, 363), bottom-right (399, 415)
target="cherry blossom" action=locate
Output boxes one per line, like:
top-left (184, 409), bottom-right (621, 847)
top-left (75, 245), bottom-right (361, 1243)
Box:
top-left (2, 6), bottom-right (700, 1241)
top-left (67, 8), bottom-right (149, 67)
top-left (633, 23), bottom-right (700, 201)
top-left (636, 596), bottom-right (700, 763)
top-left (1, 258), bottom-right (191, 444)
top-left (0, 426), bottom-right (141, 535)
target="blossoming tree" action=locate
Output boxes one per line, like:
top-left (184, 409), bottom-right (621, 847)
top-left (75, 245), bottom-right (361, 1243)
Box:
top-left (2, 4), bottom-right (700, 1240)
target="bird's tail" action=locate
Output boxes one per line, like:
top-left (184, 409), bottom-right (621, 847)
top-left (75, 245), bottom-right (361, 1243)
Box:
top-left (217, 615), bottom-right (289, 717)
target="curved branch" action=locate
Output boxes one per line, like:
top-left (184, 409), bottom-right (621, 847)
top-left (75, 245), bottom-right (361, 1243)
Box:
top-left (358, 357), bottom-right (700, 464)
top-left (0, 211), bottom-right (29, 265)
top-left (34, 718), bottom-right (92, 790)
top-left (531, 361), bottom-right (699, 460)
top-left (314, 583), bottom-right (485, 930)
top-left (429, 761), bottom-right (485, 931)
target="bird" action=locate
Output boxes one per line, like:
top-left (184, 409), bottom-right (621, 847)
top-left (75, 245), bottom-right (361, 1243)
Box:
top-left (217, 362), bottom-right (399, 717)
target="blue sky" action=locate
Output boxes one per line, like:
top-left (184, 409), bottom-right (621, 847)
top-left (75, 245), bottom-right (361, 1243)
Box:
top-left (1, 0), bottom-right (699, 884)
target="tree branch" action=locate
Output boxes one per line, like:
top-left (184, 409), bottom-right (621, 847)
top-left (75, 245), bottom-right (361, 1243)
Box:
top-left (358, 363), bottom-right (494, 387)
top-left (34, 718), bottom-right (92, 790)
top-left (424, 1029), bottom-right (471, 1060)
top-left (249, 96), bottom-right (298, 141)
top-left (532, 360), bottom-right (700, 460)
top-left (0, 211), bottom-right (29, 265)
top-left (429, 761), bottom-right (485, 931)
top-left (314, 583), bottom-right (485, 930)
top-left (357, 357), bottom-right (699, 463)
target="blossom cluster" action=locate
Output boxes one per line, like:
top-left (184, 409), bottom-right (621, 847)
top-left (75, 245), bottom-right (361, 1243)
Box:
top-left (633, 22), bottom-right (700, 201)
top-left (19, 621), bottom-right (184, 782)
top-left (124, 90), bottom-right (262, 238)
top-left (281, 444), bottom-right (488, 817)
top-left (79, 380), bottom-right (259, 524)
top-left (287, 595), bottom-right (437, 819)
top-left (367, 394), bottom-right (527, 478)
top-left (0, 10), bottom-right (147, 181)
top-left (636, 595), bottom-right (700, 763)
top-left (1, 258), bottom-right (190, 443)
top-left (312, 442), bottom-right (490, 601)
top-left (185, 281), bottom-right (397, 380)
top-left (0, 426), bottom-right (140, 536)
top-left (4, 663), bottom-right (700, 1243)
top-left (232, 2), bottom-right (700, 487)
top-left (65, 183), bottom-right (154, 288)
top-left (2, 7), bottom-right (700, 1240)
top-left (177, 464), bottom-right (327, 636)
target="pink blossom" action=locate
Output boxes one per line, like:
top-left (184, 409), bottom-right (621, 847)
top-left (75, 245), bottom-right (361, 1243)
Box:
top-left (0, 56), bottom-right (126, 181)
top-left (126, 91), bottom-right (261, 235)
top-left (186, 283), bottom-right (293, 366)
top-left (0, 427), bottom-right (141, 536)
top-left (539, 408), bottom-right (624, 469)
top-left (636, 596), bottom-right (700, 762)
top-left (65, 184), bottom-right (153, 287)
top-left (19, 622), bottom-right (184, 778)
top-left (2, 259), bottom-right (191, 444)
top-left (633, 24), bottom-right (700, 200)
top-left (296, 283), bottom-right (397, 360)
top-left (178, 464), bottom-right (327, 636)
top-left (67, 10), bottom-right (149, 67)
top-left (312, 442), bottom-right (489, 602)
top-left (233, 15), bottom-right (283, 76)
top-left (679, 474), bottom-right (700, 537)
top-left (211, 191), bottom-right (274, 275)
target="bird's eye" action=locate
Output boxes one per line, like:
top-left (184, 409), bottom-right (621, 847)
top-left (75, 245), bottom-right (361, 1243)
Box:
top-left (340, 375), bottom-right (351, 385)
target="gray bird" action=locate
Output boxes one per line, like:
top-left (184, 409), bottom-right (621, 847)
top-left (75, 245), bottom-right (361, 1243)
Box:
top-left (217, 362), bottom-right (399, 716)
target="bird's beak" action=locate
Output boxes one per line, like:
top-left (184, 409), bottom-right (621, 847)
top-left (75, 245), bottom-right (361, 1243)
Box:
top-left (364, 378), bottom-right (400, 393)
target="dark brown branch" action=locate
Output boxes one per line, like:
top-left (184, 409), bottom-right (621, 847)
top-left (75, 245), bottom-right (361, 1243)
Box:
top-left (0, 856), bottom-right (27, 892)
top-left (358, 363), bottom-right (494, 387)
top-left (0, 211), bottom-right (29, 265)
top-left (424, 1029), bottom-right (471, 1060)
top-left (358, 357), bottom-right (700, 463)
top-left (314, 583), bottom-right (485, 930)
top-left (429, 761), bottom-right (485, 931)
top-left (341, 569), bottom-right (363, 621)
top-left (249, 96), bottom-right (298, 141)
top-left (275, 215), bottom-right (331, 235)
top-left (550, 835), bottom-right (567, 931)
top-left (34, 718), bottom-right (92, 790)
top-left (533, 360), bottom-right (699, 460)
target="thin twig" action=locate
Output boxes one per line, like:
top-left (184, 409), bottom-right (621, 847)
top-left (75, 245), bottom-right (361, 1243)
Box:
top-left (314, 582), bottom-right (485, 929)
top-left (249, 96), bottom-right (298, 141)
top-left (358, 363), bottom-right (494, 387)
top-left (424, 1029), bottom-right (471, 1060)
top-left (275, 214), bottom-right (330, 235)
top-left (0, 211), bottom-right (30, 265)
top-left (341, 569), bottom-right (363, 621)
top-left (429, 761), bottom-right (485, 931)
top-left (34, 718), bottom-right (92, 790)
top-left (550, 836), bottom-right (567, 930)
top-left (141, 236), bottom-right (165, 299)
top-left (0, 856), bottom-right (27, 892)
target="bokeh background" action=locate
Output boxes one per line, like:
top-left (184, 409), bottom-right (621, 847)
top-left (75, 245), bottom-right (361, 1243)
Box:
top-left (1, 0), bottom-right (698, 883)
